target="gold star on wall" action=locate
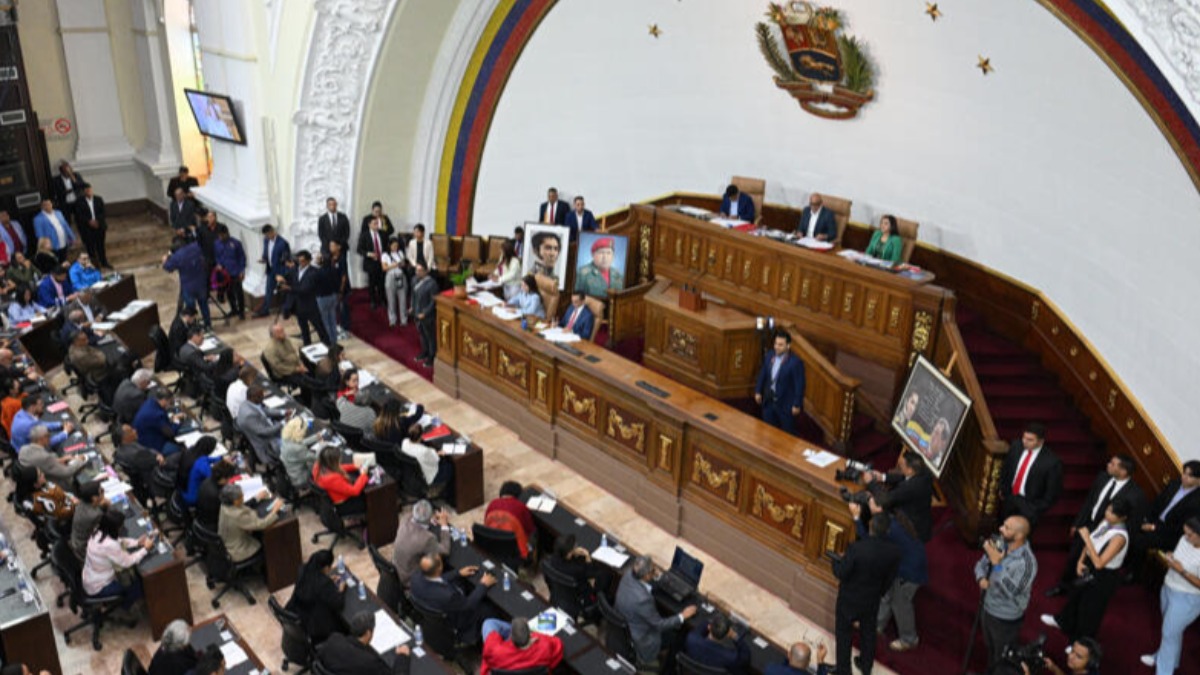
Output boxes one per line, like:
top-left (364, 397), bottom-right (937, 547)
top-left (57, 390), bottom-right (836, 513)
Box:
top-left (977, 55), bottom-right (994, 75)
top-left (648, 24), bottom-right (662, 38)
top-left (925, 3), bottom-right (941, 21)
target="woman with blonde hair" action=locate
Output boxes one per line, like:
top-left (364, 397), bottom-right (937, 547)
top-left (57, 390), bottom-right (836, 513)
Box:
top-left (279, 416), bottom-right (317, 490)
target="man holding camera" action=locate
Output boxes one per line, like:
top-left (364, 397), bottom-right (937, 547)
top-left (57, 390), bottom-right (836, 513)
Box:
top-left (973, 515), bottom-right (1037, 673)
top-left (1018, 638), bottom-right (1101, 675)
top-left (864, 451), bottom-right (934, 542)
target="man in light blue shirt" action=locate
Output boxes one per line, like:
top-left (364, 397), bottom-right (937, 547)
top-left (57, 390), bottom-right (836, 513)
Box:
top-left (11, 395), bottom-right (72, 450)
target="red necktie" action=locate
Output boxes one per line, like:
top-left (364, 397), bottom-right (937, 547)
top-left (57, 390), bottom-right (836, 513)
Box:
top-left (1011, 451), bottom-right (1035, 495)
top-left (373, 232), bottom-right (381, 259)
top-left (2, 222), bottom-right (20, 251)
top-left (545, 203), bottom-right (553, 224)
top-left (566, 306), bottom-right (579, 330)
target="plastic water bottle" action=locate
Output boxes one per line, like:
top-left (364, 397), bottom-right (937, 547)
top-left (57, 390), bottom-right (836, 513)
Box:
top-left (17, 576), bottom-right (30, 604)
top-left (337, 555), bottom-right (345, 576)
top-left (413, 625), bottom-right (423, 647)
top-left (600, 533), bottom-right (609, 549)
top-left (503, 571), bottom-right (511, 592)
top-left (357, 580), bottom-right (367, 601)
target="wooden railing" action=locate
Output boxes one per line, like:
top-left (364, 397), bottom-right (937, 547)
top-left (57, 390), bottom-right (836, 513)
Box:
top-left (607, 281), bottom-right (655, 344)
top-left (931, 296), bottom-right (1008, 541)
top-left (783, 325), bottom-right (861, 451)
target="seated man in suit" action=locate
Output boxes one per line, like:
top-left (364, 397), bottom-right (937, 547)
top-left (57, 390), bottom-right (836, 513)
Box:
top-left (66, 329), bottom-right (108, 382)
top-left (133, 387), bottom-right (184, 457)
top-left (114, 369), bottom-right (153, 424)
top-left (410, 552), bottom-right (497, 643)
top-left (113, 424), bottom-right (167, 490)
top-left (60, 309), bottom-right (98, 346)
top-left (392, 500), bottom-right (452, 588)
top-left (538, 187), bottom-right (567, 225)
top-left (217, 483), bottom-right (283, 564)
top-left (480, 616), bottom-right (564, 675)
top-left (36, 264), bottom-right (75, 309)
top-left (720, 184), bottom-right (756, 223)
top-left (999, 422), bottom-right (1063, 528)
top-left (559, 291), bottom-right (595, 339)
top-left (318, 612), bottom-right (411, 675)
top-left (1139, 460), bottom-right (1200, 555)
top-left (68, 287), bottom-right (106, 324)
top-left (18, 424), bottom-right (85, 489)
top-left (754, 331), bottom-right (806, 435)
top-left (865, 451), bottom-right (934, 542)
top-left (683, 613), bottom-right (751, 674)
top-left (236, 385), bottom-right (287, 467)
top-left (168, 306), bottom-right (198, 357)
top-left (615, 556), bottom-right (698, 667)
top-left (564, 195), bottom-right (597, 241)
top-left (765, 642), bottom-right (831, 675)
top-left (1046, 453), bottom-right (1147, 596)
top-left (10, 395), bottom-right (72, 450)
top-left (179, 325), bottom-right (245, 391)
top-left (798, 193), bottom-right (837, 242)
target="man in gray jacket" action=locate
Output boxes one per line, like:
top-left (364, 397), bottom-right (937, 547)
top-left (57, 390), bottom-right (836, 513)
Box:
top-left (18, 424), bottom-right (85, 489)
top-left (412, 263), bottom-right (438, 368)
top-left (614, 556), bottom-right (697, 667)
top-left (236, 385), bottom-right (286, 466)
top-left (973, 515), bottom-right (1037, 672)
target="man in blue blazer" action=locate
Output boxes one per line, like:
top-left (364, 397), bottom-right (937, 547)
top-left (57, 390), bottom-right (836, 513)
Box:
top-left (797, 193), bottom-right (837, 242)
top-left (37, 264), bottom-right (76, 308)
top-left (538, 187), bottom-right (568, 225)
top-left (559, 291), bottom-right (595, 339)
top-left (254, 224), bottom-right (291, 317)
top-left (754, 331), bottom-right (806, 434)
top-left (133, 388), bottom-right (183, 456)
top-left (682, 614), bottom-right (751, 674)
top-left (33, 198), bottom-right (75, 261)
top-left (720, 184), bottom-right (756, 223)
top-left (564, 196), bottom-right (597, 241)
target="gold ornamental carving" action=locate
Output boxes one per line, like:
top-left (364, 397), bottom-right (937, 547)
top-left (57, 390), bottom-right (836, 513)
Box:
top-left (439, 320), bottom-right (449, 348)
top-left (761, 265), bottom-right (771, 286)
top-left (658, 231), bottom-right (668, 254)
top-left (820, 282), bottom-right (833, 308)
top-left (606, 409), bottom-right (646, 453)
top-left (1089, 370), bottom-right (1097, 382)
top-left (639, 224), bottom-right (652, 282)
top-left (707, 249), bottom-right (717, 271)
top-left (865, 296), bottom-right (878, 323)
top-left (1069, 346), bottom-right (1078, 357)
top-left (1051, 324), bottom-right (1060, 336)
top-left (691, 452), bottom-right (739, 503)
top-left (498, 350), bottom-right (528, 388)
top-left (674, 237), bottom-right (682, 259)
top-left (781, 271), bottom-right (792, 294)
top-left (1126, 417), bottom-right (1135, 430)
top-left (1142, 443), bottom-right (1152, 456)
top-left (668, 327), bottom-right (698, 360)
top-left (911, 310), bottom-right (933, 353)
top-left (822, 521), bottom-right (846, 554)
top-left (1031, 300), bottom-right (1040, 320)
top-left (658, 434), bottom-right (674, 471)
top-left (888, 306), bottom-right (902, 330)
top-left (535, 370), bottom-right (548, 402)
top-left (463, 333), bottom-right (490, 361)
top-left (842, 289), bottom-right (854, 314)
top-left (839, 391), bottom-right (855, 443)
top-left (742, 260), bottom-right (753, 283)
top-left (734, 348), bottom-right (744, 371)
top-left (1107, 388), bottom-right (1117, 410)
top-left (801, 277), bottom-right (811, 301)
top-left (561, 384), bottom-right (597, 426)
top-left (690, 241), bottom-right (700, 265)
top-left (752, 485), bottom-right (806, 539)
top-left (724, 253), bottom-right (734, 276)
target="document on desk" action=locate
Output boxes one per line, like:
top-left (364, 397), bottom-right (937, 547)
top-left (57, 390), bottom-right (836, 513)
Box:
top-left (127, 300), bottom-right (154, 310)
top-left (677, 205), bottom-right (712, 218)
top-left (101, 479), bottom-right (132, 501)
top-left (301, 343), bottom-right (329, 361)
top-left (92, 322), bottom-right (117, 332)
top-left (540, 327), bottom-right (581, 343)
top-left (491, 307), bottom-right (521, 321)
top-left (263, 395), bottom-right (288, 409)
top-left (709, 217), bottom-right (750, 229)
top-left (592, 545), bottom-right (631, 569)
top-left (795, 237), bottom-right (834, 251)
top-left (200, 337), bottom-right (222, 352)
top-left (471, 292), bottom-right (503, 308)
top-left (177, 430), bottom-right (205, 448)
top-left (107, 311), bottom-right (130, 321)
top-left (526, 494), bottom-right (557, 514)
top-left (219, 641), bottom-right (249, 668)
top-left (358, 370), bottom-right (377, 389)
top-left (237, 476), bottom-right (265, 499)
top-left (370, 608), bottom-right (410, 652)
top-left (803, 448), bottom-right (841, 468)
top-left (472, 279), bottom-right (502, 291)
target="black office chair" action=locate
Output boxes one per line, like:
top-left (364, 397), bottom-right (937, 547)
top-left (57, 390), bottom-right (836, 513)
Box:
top-left (51, 540), bottom-right (133, 651)
top-left (309, 479), bottom-right (366, 551)
top-left (541, 559), bottom-right (595, 625)
top-left (408, 594), bottom-right (463, 660)
top-left (471, 523), bottom-right (524, 574)
top-left (329, 419), bottom-right (364, 450)
top-left (675, 652), bottom-right (728, 675)
top-left (268, 595), bottom-right (314, 673)
top-left (121, 648), bottom-right (148, 675)
top-left (367, 543), bottom-right (409, 617)
top-left (597, 593), bottom-right (636, 661)
top-left (393, 451), bottom-right (437, 504)
top-left (149, 325), bottom-right (188, 396)
top-left (193, 521), bottom-right (259, 608)
top-left (260, 355), bottom-right (300, 396)
top-left (492, 668), bottom-right (551, 675)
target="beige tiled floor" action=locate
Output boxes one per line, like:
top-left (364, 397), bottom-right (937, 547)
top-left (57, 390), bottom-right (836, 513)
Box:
top-left (9, 209), bottom-right (892, 674)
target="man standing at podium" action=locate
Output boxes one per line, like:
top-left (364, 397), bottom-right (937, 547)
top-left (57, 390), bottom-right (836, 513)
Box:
top-left (755, 331), bottom-right (806, 434)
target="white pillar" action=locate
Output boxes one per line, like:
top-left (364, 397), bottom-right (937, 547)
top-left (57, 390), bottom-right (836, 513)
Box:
top-left (129, 0), bottom-right (183, 203)
top-left (55, 0), bottom-right (135, 169)
top-left (189, 0), bottom-right (272, 292)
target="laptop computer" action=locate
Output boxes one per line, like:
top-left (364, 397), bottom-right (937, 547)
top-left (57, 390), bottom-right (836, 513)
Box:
top-left (655, 546), bottom-right (704, 603)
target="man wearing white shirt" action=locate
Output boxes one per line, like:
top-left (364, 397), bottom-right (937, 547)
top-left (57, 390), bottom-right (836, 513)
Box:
top-left (796, 193), bottom-right (837, 242)
top-left (33, 199), bottom-right (74, 262)
top-left (225, 365), bottom-right (256, 419)
top-left (999, 422), bottom-right (1063, 528)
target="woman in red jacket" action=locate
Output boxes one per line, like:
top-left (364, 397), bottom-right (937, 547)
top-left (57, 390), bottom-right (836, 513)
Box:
top-left (312, 445), bottom-right (368, 515)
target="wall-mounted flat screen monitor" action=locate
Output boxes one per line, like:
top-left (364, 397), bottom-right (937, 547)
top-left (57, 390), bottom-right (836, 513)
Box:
top-left (184, 89), bottom-right (246, 145)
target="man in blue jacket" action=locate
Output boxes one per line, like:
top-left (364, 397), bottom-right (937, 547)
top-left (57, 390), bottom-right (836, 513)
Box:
top-left (754, 331), bottom-right (806, 434)
top-left (798, 193), bottom-right (838, 242)
top-left (682, 614), bottom-right (750, 674)
top-left (36, 264), bottom-right (76, 308)
top-left (254, 224), bottom-right (290, 317)
top-left (214, 225), bottom-right (247, 319)
top-left (33, 198), bottom-right (75, 261)
top-left (720, 184), bottom-right (756, 223)
top-left (133, 388), bottom-right (184, 456)
top-left (559, 291), bottom-right (594, 339)
top-left (163, 236), bottom-right (212, 330)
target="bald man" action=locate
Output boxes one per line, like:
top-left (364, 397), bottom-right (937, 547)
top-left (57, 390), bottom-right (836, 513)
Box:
top-left (973, 515), bottom-right (1037, 672)
top-left (765, 641), bottom-right (829, 675)
top-left (798, 193), bottom-right (837, 242)
top-left (262, 322), bottom-right (306, 386)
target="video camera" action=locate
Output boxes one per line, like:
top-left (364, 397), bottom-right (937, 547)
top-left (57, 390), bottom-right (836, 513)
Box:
top-left (1000, 634), bottom-right (1046, 672)
top-left (834, 459), bottom-right (872, 484)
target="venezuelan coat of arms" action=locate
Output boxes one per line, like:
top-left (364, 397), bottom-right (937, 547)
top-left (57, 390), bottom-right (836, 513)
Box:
top-left (756, 2), bottom-right (876, 120)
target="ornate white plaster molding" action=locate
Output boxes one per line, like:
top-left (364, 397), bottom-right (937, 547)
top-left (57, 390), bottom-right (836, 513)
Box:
top-left (1123, 0), bottom-right (1200, 112)
top-left (290, 0), bottom-right (399, 254)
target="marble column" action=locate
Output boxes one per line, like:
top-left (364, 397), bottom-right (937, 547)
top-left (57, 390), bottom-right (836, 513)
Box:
top-left (129, 0), bottom-right (183, 203)
top-left (55, 0), bottom-right (134, 169)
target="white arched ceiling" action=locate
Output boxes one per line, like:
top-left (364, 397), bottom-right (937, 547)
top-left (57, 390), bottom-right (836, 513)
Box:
top-left (472, 0), bottom-right (1200, 459)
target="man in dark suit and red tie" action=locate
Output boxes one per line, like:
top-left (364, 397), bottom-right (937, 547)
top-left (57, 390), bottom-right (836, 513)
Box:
top-left (798, 193), bottom-right (838, 242)
top-left (754, 331), bottom-right (806, 434)
top-left (559, 291), bottom-right (594, 339)
top-left (999, 422), bottom-right (1064, 528)
top-left (720, 184), bottom-right (756, 223)
top-left (539, 187), bottom-right (568, 225)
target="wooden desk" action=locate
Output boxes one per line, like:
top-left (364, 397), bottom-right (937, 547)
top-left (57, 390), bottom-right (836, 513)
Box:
top-left (189, 614), bottom-right (268, 675)
top-left (364, 478), bottom-right (400, 546)
top-left (339, 583), bottom-right (456, 673)
top-left (110, 301), bottom-right (160, 362)
top-left (262, 511), bottom-right (302, 592)
top-left (16, 274), bottom-right (144, 372)
top-left (435, 295), bottom-right (856, 625)
top-left (0, 541), bottom-right (61, 675)
top-left (121, 500), bottom-right (193, 640)
top-left (643, 280), bottom-right (761, 399)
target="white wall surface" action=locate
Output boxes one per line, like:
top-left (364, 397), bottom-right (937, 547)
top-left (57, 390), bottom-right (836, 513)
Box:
top-left (474, 0), bottom-right (1200, 460)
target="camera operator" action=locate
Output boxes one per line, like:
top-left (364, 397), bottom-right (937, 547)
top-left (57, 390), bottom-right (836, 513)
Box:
top-left (863, 451), bottom-right (934, 542)
top-left (832, 508), bottom-right (900, 675)
top-left (974, 515), bottom-right (1037, 673)
top-left (849, 496), bottom-right (928, 652)
top-left (1018, 638), bottom-right (1101, 675)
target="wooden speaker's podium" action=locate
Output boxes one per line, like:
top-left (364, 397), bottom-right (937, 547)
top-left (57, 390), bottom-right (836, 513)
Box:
top-left (643, 278), bottom-right (761, 399)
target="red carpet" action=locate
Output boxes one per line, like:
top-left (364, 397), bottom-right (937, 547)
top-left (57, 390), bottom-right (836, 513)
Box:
top-left (352, 292), bottom-right (1198, 673)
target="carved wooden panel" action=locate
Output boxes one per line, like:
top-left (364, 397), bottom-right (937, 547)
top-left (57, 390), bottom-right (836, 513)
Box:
top-left (559, 379), bottom-right (599, 430)
top-left (438, 317), bottom-right (454, 360)
top-left (605, 403), bottom-right (648, 456)
top-left (750, 479), bottom-right (809, 542)
top-left (460, 329), bottom-right (492, 370)
top-left (688, 448), bottom-right (741, 505)
top-left (496, 346), bottom-right (529, 395)
top-left (667, 325), bottom-right (699, 363)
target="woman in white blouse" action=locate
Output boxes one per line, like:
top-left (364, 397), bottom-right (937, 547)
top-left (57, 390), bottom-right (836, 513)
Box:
top-left (83, 509), bottom-right (154, 606)
top-left (1143, 516), bottom-right (1200, 673)
top-left (400, 423), bottom-right (454, 499)
top-left (490, 240), bottom-right (522, 300)
top-left (381, 238), bottom-right (409, 327)
top-left (1041, 497), bottom-right (1131, 641)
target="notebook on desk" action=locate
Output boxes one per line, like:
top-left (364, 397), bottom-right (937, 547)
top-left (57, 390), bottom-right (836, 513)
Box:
top-left (654, 546), bottom-right (704, 603)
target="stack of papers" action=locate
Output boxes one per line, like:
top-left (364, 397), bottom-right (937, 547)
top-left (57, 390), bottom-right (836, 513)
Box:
top-left (592, 545), bottom-right (631, 569)
top-left (710, 218), bottom-right (750, 228)
top-left (200, 337), bottom-right (222, 352)
top-left (491, 307), bottom-right (521, 321)
top-left (526, 494), bottom-right (557, 514)
top-left (358, 370), bottom-right (377, 389)
top-left (369, 608), bottom-right (410, 652)
top-left (471, 292), bottom-right (503, 308)
top-left (338, 360), bottom-right (354, 372)
top-left (471, 279), bottom-right (501, 290)
top-left (219, 642), bottom-right (248, 668)
top-left (127, 300), bottom-right (154, 310)
top-left (795, 237), bottom-right (834, 251)
top-left (802, 448), bottom-right (841, 468)
top-left (177, 430), bottom-right (205, 448)
top-left (445, 441), bottom-right (468, 456)
top-left (678, 205), bottom-right (711, 218)
top-left (540, 327), bottom-right (581, 344)
top-left (92, 321), bottom-right (117, 331)
top-left (237, 475), bottom-right (265, 499)
top-left (263, 395), bottom-right (288, 409)
top-left (101, 478), bottom-right (132, 500)
top-left (301, 343), bottom-right (329, 360)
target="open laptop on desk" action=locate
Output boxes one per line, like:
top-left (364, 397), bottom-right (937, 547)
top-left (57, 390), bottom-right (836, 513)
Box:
top-left (654, 546), bottom-right (703, 603)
